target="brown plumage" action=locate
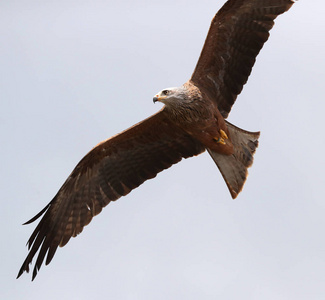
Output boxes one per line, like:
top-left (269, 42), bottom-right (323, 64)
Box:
top-left (18, 0), bottom-right (296, 280)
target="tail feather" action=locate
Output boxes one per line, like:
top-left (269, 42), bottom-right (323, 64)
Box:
top-left (208, 121), bottom-right (260, 199)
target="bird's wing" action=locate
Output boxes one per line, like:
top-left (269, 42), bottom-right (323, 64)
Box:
top-left (18, 110), bottom-right (204, 280)
top-left (190, 0), bottom-right (295, 118)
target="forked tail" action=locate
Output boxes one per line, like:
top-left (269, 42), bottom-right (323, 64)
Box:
top-left (208, 121), bottom-right (260, 199)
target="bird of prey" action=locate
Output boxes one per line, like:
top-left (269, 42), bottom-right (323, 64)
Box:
top-left (18, 0), bottom-right (296, 280)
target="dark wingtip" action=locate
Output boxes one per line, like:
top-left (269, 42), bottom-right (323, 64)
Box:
top-left (18, 202), bottom-right (52, 280)
top-left (32, 267), bottom-right (38, 281)
top-left (16, 263), bottom-right (29, 280)
top-left (22, 203), bottom-right (51, 225)
top-left (17, 257), bottom-right (40, 281)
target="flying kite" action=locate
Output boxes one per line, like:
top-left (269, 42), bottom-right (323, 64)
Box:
top-left (18, 0), bottom-right (296, 280)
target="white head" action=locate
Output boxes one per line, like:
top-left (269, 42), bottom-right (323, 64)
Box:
top-left (153, 86), bottom-right (187, 106)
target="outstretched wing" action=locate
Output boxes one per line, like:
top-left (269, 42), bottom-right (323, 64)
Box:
top-left (18, 110), bottom-right (204, 280)
top-left (191, 0), bottom-right (295, 118)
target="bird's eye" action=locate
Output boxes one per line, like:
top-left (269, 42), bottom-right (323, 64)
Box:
top-left (162, 90), bottom-right (169, 95)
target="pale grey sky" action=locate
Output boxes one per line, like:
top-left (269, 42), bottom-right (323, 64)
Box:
top-left (2, 0), bottom-right (325, 299)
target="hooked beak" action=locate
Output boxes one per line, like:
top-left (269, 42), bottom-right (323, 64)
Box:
top-left (153, 95), bottom-right (167, 103)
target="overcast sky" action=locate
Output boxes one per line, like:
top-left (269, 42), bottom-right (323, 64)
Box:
top-left (2, 0), bottom-right (325, 299)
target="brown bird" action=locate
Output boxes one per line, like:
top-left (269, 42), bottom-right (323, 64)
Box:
top-left (18, 0), bottom-right (296, 280)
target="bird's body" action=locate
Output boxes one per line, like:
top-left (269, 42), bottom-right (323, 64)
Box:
top-left (158, 82), bottom-right (233, 155)
top-left (18, 0), bottom-right (296, 280)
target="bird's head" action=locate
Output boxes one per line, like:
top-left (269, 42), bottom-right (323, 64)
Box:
top-left (153, 87), bottom-right (187, 107)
